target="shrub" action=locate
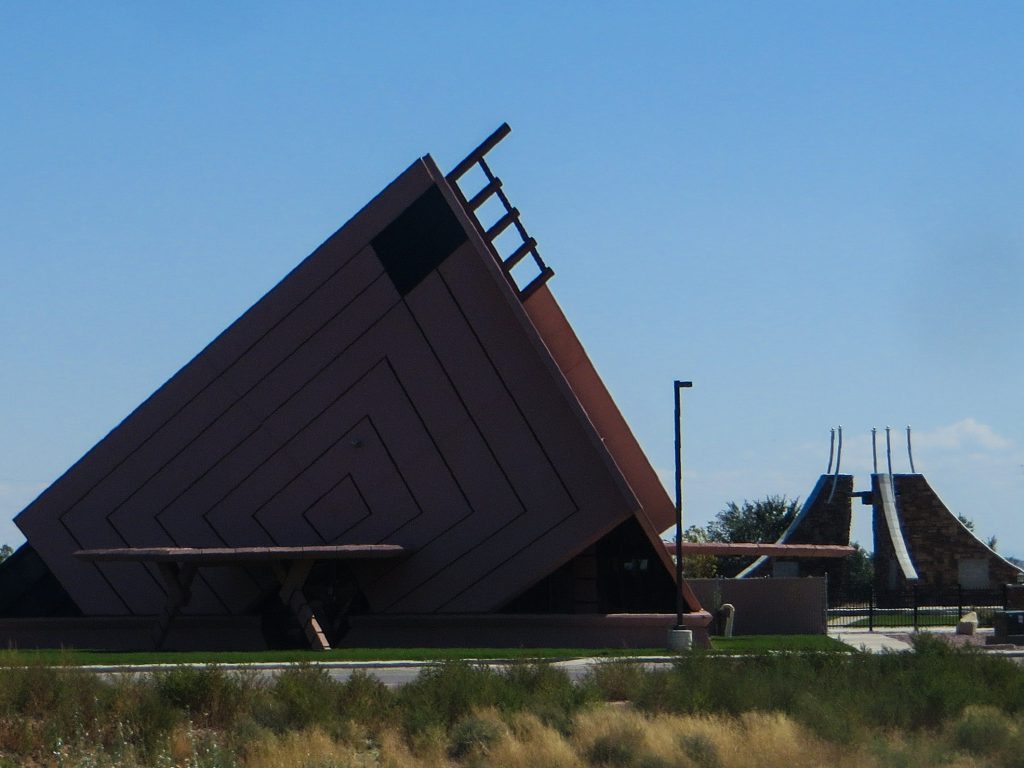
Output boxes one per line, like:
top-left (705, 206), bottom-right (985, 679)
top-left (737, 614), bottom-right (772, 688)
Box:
top-left (267, 664), bottom-right (340, 732)
top-left (105, 675), bottom-right (181, 756)
top-left (790, 692), bottom-right (862, 746)
top-left (679, 732), bottom-right (722, 768)
top-left (910, 632), bottom-right (957, 657)
top-left (154, 665), bottom-right (248, 728)
top-left (336, 670), bottom-right (394, 732)
top-left (952, 705), bottom-right (1015, 756)
top-left (397, 661), bottom-right (503, 735)
top-left (448, 712), bottom-right (506, 759)
top-left (586, 721), bottom-right (644, 767)
top-left (589, 659), bottom-right (647, 702)
top-left (499, 662), bottom-right (593, 731)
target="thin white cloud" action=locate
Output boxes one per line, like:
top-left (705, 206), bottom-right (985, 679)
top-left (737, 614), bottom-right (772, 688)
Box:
top-left (912, 418), bottom-right (1013, 452)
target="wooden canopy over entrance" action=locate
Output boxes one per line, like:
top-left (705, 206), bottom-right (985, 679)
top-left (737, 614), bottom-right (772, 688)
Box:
top-left (668, 542), bottom-right (854, 557)
top-left (75, 546), bottom-right (410, 650)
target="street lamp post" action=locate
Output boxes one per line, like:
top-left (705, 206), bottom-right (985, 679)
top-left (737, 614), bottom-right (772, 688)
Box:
top-left (674, 380), bottom-right (692, 630)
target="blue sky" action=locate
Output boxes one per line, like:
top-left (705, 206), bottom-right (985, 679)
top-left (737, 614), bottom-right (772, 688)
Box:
top-left (2, 3), bottom-right (1022, 556)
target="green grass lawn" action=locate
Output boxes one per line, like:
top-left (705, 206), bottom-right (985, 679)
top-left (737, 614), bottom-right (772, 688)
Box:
top-left (0, 634), bottom-right (847, 666)
top-left (701, 634), bottom-right (849, 653)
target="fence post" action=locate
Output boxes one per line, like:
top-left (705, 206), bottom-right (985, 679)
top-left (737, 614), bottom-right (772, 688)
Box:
top-left (958, 584), bottom-right (963, 620)
top-left (823, 572), bottom-right (829, 634)
top-left (912, 586), bottom-right (918, 632)
top-left (869, 588), bottom-right (874, 632)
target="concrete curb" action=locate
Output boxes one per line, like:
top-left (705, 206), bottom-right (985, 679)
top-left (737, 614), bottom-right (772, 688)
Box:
top-left (69, 656), bottom-right (693, 674)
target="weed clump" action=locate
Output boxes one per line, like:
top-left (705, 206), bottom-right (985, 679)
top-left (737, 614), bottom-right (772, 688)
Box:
top-left (448, 710), bottom-right (507, 760)
top-left (952, 704), bottom-right (1016, 756)
top-left (589, 659), bottom-right (648, 702)
top-left (679, 732), bottom-right (722, 768)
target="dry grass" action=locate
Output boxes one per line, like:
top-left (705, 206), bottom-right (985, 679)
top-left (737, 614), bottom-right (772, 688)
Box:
top-left (2, 706), bottom-right (1021, 767)
top-left (571, 706), bottom-right (849, 768)
top-left (492, 711), bottom-right (579, 768)
top-left (232, 705), bottom-right (1024, 768)
top-left (245, 727), bottom-right (377, 768)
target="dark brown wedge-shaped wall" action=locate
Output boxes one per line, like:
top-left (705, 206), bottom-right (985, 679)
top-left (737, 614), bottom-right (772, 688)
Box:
top-left (16, 155), bottom-right (647, 618)
top-left (736, 474), bottom-right (853, 590)
top-left (872, 473), bottom-right (1022, 595)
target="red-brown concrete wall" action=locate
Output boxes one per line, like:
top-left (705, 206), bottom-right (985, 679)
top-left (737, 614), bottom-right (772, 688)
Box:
top-left (687, 577), bottom-right (827, 635)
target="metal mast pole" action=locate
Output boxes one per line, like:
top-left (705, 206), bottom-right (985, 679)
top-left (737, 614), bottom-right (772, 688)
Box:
top-left (674, 380), bottom-right (692, 629)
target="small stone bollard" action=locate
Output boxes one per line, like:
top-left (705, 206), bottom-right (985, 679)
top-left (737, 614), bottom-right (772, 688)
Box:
top-left (718, 603), bottom-right (736, 638)
top-left (957, 611), bottom-right (978, 636)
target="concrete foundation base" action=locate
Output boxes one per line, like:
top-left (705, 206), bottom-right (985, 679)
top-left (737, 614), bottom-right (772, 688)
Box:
top-left (0, 612), bottom-right (719, 652)
top-left (0, 615), bottom-right (268, 651)
top-left (667, 628), bottom-right (693, 651)
top-left (347, 612), bottom-right (713, 649)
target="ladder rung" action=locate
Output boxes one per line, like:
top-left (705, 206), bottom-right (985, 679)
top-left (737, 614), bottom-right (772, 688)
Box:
top-left (468, 177), bottom-right (502, 211)
top-left (447, 123), bottom-right (512, 181)
top-left (485, 208), bottom-right (519, 241)
top-left (504, 237), bottom-right (538, 269)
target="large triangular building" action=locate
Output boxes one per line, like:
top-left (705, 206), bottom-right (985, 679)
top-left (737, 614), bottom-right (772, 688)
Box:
top-left (8, 126), bottom-right (710, 649)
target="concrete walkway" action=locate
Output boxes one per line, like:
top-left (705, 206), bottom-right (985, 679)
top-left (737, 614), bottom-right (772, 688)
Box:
top-left (828, 628), bottom-right (913, 653)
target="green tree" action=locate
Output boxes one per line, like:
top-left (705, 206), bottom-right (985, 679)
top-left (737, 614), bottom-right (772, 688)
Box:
top-left (958, 514), bottom-right (998, 551)
top-left (845, 542), bottom-right (874, 596)
top-left (680, 524), bottom-right (718, 578)
top-left (705, 495), bottom-right (800, 577)
top-left (706, 495), bottom-right (799, 544)
top-left (0, 544), bottom-right (11, 562)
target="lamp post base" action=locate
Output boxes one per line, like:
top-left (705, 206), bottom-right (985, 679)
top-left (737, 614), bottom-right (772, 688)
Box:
top-left (667, 628), bottom-right (693, 652)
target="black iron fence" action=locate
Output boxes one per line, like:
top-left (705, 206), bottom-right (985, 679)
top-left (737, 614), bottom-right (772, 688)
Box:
top-left (828, 585), bottom-right (1007, 631)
